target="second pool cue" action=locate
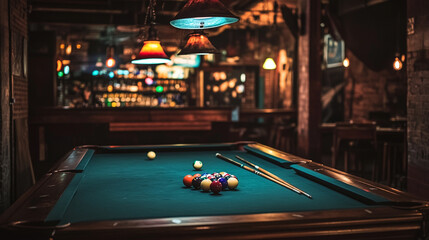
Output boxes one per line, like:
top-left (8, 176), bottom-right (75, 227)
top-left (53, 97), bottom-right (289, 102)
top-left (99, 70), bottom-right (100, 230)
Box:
top-left (235, 155), bottom-right (312, 199)
top-left (216, 153), bottom-right (311, 199)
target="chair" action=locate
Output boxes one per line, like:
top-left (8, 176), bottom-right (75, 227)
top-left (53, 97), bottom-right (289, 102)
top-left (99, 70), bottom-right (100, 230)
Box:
top-left (274, 123), bottom-right (296, 154)
top-left (377, 128), bottom-right (406, 188)
top-left (331, 121), bottom-right (377, 179)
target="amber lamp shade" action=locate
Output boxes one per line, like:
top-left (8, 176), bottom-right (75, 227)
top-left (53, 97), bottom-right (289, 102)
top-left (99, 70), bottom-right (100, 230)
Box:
top-left (178, 32), bottom-right (219, 55)
top-left (263, 58), bottom-right (277, 70)
top-left (170, 0), bottom-right (239, 29)
top-left (132, 41), bottom-right (171, 65)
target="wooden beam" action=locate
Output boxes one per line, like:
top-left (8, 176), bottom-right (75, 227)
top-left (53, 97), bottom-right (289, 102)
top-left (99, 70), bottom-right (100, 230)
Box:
top-left (296, 0), bottom-right (322, 160)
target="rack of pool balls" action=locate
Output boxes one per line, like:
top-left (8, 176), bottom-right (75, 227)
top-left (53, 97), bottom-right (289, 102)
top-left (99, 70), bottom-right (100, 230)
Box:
top-left (183, 172), bottom-right (239, 194)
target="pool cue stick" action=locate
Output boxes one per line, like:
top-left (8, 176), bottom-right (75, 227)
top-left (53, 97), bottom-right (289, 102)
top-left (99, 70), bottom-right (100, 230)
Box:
top-left (235, 155), bottom-right (312, 199)
top-left (216, 153), bottom-right (312, 199)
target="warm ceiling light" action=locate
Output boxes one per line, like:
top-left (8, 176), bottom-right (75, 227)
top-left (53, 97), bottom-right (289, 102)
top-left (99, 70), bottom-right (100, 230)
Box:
top-left (263, 58), bottom-right (276, 70)
top-left (170, 0), bottom-right (239, 29)
top-left (106, 58), bottom-right (116, 68)
top-left (105, 46), bottom-right (116, 68)
top-left (393, 57), bottom-right (403, 71)
top-left (343, 58), bottom-right (350, 68)
top-left (132, 24), bottom-right (170, 65)
top-left (178, 31), bottom-right (219, 55)
top-left (132, 40), bottom-right (171, 64)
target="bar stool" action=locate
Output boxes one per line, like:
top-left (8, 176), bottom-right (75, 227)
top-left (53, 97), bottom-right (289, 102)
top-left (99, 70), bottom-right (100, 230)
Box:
top-left (331, 121), bottom-right (377, 179)
top-left (378, 127), bottom-right (406, 187)
top-left (274, 123), bottom-right (296, 153)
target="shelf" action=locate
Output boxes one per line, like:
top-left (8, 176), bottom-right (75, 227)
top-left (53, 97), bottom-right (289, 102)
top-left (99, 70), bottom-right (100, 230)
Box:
top-left (93, 90), bottom-right (187, 94)
top-left (92, 78), bottom-right (189, 81)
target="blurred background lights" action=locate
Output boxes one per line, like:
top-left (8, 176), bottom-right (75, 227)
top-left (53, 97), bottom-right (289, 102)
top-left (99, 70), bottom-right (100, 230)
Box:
top-left (240, 73), bottom-right (246, 82)
top-left (63, 65), bottom-right (70, 75)
top-left (343, 58), bottom-right (350, 68)
top-left (106, 58), bottom-right (116, 68)
top-left (155, 85), bottom-right (164, 93)
top-left (393, 57), bottom-right (403, 71)
top-left (145, 77), bottom-right (154, 85)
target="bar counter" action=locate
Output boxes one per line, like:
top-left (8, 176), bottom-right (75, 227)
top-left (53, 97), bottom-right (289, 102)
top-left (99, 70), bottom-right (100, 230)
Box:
top-left (30, 107), bottom-right (232, 124)
top-left (29, 107), bottom-right (234, 176)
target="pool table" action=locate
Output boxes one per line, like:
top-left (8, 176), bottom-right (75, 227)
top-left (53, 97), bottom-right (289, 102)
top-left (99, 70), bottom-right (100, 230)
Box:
top-left (1, 142), bottom-right (428, 239)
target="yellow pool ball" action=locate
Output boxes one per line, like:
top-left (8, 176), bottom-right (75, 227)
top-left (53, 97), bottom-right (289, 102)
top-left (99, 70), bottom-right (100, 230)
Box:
top-left (227, 177), bottom-right (239, 190)
top-left (193, 160), bottom-right (203, 170)
top-left (200, 179), bottom-right (212, 192)
top-left (147, 151), bottom-right (156, 160)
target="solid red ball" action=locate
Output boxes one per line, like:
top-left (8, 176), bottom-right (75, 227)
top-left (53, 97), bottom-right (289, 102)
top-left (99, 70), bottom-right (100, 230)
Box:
top-left (210, 180), bottom-right (223, 194)
top-left (183, 175), bottom-right (193, 187)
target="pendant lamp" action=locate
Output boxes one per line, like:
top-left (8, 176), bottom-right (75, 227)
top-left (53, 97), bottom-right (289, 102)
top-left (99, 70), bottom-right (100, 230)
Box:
top-left (132, 24), bottom-right (171, 65)
top-left (106, 46), bottom-right (116, 68)
top-left (263, 58), bottom-right (277, 70)
top-left (170, 0), bottom-right (239, 29)
top-left (178, 31), bottom-right (219, 55)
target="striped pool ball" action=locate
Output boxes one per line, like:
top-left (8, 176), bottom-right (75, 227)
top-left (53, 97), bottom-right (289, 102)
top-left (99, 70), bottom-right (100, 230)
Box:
top-left (193, 160), bottom-right (203, 170)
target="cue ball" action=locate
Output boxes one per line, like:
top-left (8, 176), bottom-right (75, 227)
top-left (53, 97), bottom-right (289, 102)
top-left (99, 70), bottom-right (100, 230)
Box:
top-left (147, 151), bottom-right (156, 160)
top-left (183, 175), bottom-right (194, 187)
top-left (227, 178), bottom-right (239, 190)
top-left (200, 179), bottom-right (212, 192)
top-left (193, 160), bottom-right (203, 170)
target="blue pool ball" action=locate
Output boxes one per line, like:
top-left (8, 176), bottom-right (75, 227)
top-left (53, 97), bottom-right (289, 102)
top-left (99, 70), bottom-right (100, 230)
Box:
top-left (218, 177), bottom-right (228, 189)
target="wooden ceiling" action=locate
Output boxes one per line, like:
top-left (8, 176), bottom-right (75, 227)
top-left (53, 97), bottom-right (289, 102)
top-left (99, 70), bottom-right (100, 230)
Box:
top-left (29, 0), bottom-right (266, 26)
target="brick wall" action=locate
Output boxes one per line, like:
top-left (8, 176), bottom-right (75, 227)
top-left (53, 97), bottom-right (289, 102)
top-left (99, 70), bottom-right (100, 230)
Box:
top-left (407, 0), bottom-right (429, 199)
top-left (344, 50), bottom-right (407, 121)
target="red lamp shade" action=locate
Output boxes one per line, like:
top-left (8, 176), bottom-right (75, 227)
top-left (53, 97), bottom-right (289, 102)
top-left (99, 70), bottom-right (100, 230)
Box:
top-left (132, 40), bottom-right (171, 65)
top-left (178, 32), bottom-right (219, 55)
top-left (170, 0), bottom-right (239, 29)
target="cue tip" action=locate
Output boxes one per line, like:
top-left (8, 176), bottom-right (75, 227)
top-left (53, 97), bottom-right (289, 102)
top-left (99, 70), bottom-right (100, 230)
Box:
top-left (303, 192), bottom-right (312, 199)
top-left (215, 153), bottom-right (221, 157)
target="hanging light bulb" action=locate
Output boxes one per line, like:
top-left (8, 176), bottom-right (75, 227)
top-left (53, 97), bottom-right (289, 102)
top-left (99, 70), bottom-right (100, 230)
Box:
top-left (343, 57), bottom-right (350, 68)
top-left (393, 57), bottom-right (403, 71)
top-left (178, 31), bottom-right (219, 55)
top-left (132, 0), bottom-right (171, 65)
top-left (170, 0), bottom-right (239, 29)
top-left (106, 46), bottom-right (116, 68)
top-left (106, 58), bottom-right (116, 68)
top-left (132, 24), bottom-right (171, 65)
top-left (263, 58), bottom-right (277, 70)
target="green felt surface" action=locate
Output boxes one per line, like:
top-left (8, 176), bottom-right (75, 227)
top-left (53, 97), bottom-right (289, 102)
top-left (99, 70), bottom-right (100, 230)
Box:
top-left (49, 149), bottom-right (384, 224)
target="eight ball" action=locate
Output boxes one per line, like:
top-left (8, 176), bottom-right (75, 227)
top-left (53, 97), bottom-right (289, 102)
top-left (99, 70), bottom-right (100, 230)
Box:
top-left (192, 176), bottom-right (202, 189)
